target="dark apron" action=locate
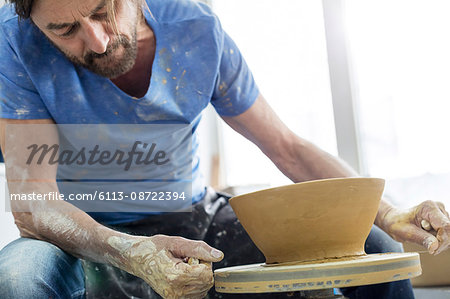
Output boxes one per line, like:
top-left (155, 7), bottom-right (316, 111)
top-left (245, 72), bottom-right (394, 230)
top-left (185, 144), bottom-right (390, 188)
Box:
top-left (82, 187), bottom-right (267, 298)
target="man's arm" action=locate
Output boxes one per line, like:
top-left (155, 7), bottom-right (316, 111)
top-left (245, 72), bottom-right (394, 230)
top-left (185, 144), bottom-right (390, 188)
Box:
top-left (221, 93), bottom-right (450, 254)
top-left (1, 118), bottom-right (223, 298)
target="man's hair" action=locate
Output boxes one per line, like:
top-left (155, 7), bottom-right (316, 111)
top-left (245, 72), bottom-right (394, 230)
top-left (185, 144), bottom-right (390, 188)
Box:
top-left (7, 0), bottom-right (148, 26)
top-left (7, 0), bottom-right (149, 37)
top-left (7, 0), bottom-right (34, 19)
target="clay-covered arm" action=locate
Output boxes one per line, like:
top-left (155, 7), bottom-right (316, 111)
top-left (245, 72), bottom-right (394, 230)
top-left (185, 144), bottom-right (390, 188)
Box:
top-left (222, 93), bottom-right (450, 254)
top-left (0, 119), bottom-right (126, 263)
top-left (0, 118), bottom-right (223, 298)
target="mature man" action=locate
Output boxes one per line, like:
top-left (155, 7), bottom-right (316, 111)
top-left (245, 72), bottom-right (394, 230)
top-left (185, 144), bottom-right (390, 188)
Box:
top-left (0, 0), bottom-right (448, 298)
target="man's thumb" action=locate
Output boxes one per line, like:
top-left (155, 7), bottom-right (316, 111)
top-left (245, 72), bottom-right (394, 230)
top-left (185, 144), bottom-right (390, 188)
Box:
top-left (412, 227), bottom-right (439, 254)
top-left (423, 235), bottom-right (439, 254)
top-left (169, 237), bottom-right (224, 262)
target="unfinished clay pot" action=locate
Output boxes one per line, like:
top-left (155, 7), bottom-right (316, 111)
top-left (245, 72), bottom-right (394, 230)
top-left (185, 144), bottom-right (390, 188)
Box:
top-left (230, 178), bottom-right (385, 264)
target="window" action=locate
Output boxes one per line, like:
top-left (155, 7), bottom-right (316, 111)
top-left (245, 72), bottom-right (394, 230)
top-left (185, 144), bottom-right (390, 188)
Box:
top-left (212, 0), bottom-right (337, 187)
top-left (345, 0), bottom-right (450, 207)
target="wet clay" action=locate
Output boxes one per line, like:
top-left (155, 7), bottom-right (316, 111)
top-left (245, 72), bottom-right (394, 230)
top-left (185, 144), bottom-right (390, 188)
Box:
top-left (229, 178), bottom-right (385, 263)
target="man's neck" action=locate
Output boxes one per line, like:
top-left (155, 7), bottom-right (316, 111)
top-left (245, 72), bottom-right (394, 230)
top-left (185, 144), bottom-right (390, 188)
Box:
top-left (111, 18), bottom-right (155, 99)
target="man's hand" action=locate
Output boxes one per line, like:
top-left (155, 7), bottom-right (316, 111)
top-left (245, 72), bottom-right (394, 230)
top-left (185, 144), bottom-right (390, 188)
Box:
top-left (108, 234), bottom-right (224, 299)
top-left (380, 200), bottom-right (450, 255)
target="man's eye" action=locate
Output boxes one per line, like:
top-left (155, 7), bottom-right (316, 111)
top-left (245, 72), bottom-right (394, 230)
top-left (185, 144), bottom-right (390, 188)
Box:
top-left (59, 25), bottom-right (78, 37)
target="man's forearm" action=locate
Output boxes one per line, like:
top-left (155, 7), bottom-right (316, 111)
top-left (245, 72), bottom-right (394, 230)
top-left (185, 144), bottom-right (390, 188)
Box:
top-left (223, 95), bottom-right (391, 225)
top-left (10, 181), bottom-right (135, 269)
top-left (10, 181), bottom-right (225, 298)
top-left (276, 135), bottom-right (357, 182)
top-left (224, 95), bottom-right (449, 253)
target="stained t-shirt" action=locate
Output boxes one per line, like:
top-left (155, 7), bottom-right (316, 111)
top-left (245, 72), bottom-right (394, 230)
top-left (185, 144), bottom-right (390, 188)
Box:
top-left (0, 0), bottom-right (259, 224)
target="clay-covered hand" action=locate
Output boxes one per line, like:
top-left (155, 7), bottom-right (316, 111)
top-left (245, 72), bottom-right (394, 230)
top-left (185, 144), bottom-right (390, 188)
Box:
top-left (380, 200), bottom-right (450, 255)
top-left (108, 234), bottom-right (224, 298)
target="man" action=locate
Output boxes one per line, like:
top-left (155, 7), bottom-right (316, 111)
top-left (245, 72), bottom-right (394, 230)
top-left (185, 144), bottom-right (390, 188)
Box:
top-left (0, 0), bottom-right (448, 298)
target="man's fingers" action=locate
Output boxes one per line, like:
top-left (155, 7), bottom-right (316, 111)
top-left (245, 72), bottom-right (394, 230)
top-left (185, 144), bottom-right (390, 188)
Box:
top-left (435, 228), bottom-right (450, 255)
top-left (168, 237), bottom-right (224, 262)
top-left (182, 281), bottom-right (213, 298)
top-left (180, 265), bottom-right (214, 298)
top-left (436, 202), bottom-right (449, 218)
top-left (443, 210), bottom-right (450, 218)
top-left (419, 232), bottom-right (439, 254)
top-left (395, 223), bottom-right (439, 254)
top-left (418, 201), bottom-right (450, 231)
top-left (162, 263), bottom-right (213, 297)
top-left (183, 281), bottom-right (214, 294)
top-left (414, 201), bottom-right (450, 254)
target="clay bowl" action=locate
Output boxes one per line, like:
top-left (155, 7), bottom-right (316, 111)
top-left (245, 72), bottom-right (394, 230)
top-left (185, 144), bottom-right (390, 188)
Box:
top-left (229, 177), bottom-right (385, 264)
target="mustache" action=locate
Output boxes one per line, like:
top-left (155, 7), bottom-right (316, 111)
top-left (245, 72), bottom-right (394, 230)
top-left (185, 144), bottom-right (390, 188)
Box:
top-left (84, 35), bottom-right (131, 64)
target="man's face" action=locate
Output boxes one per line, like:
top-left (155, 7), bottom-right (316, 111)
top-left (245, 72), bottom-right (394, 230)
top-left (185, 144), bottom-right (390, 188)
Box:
top-left (31, 0), bottom-right (140, 78)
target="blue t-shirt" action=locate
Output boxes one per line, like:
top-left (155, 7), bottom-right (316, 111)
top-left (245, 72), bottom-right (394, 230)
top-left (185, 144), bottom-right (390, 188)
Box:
top-left (0, 0), bottom-right (259, 224)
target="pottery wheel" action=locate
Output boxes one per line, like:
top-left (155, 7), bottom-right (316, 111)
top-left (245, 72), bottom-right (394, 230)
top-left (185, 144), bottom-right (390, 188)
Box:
top-left (214, 252), bottom-right (421, 294)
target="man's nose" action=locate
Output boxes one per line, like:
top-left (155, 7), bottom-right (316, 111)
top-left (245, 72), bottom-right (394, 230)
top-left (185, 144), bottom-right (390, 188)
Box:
top-left (81, 21), bottom-right (110, 54)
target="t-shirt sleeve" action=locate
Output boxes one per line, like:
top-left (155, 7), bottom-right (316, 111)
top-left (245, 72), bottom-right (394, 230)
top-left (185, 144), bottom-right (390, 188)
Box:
top-left (211, 32), bottom-right (259, 116)
top-left (0, 26), bottom-right (52, 119)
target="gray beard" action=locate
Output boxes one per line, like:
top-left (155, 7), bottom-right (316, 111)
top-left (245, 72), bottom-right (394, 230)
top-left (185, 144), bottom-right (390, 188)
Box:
top-left (64, 32), bottom-right (138, 79)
